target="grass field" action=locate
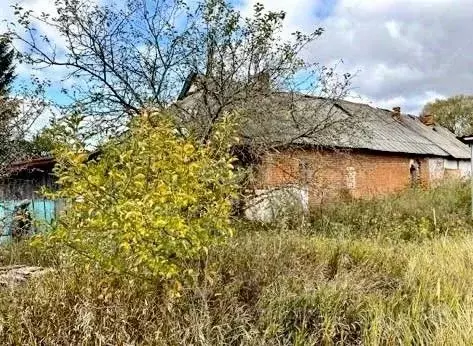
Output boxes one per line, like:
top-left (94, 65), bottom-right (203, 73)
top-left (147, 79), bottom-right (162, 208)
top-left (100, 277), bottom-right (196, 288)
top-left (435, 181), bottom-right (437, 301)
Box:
top-left (1, 181), bottom-right (473, 345)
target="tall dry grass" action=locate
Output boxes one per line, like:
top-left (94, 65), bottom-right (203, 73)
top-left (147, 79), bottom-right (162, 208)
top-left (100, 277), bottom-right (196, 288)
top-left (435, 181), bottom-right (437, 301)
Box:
top-left (0, 181), bottom-right (473, 345)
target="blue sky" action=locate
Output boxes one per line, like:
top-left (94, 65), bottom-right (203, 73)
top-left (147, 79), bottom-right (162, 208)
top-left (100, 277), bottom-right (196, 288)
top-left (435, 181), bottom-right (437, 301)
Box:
top-left (3, 0), bottom-right (473, 127)
top-left (313, 0), bottom-right (337, 19)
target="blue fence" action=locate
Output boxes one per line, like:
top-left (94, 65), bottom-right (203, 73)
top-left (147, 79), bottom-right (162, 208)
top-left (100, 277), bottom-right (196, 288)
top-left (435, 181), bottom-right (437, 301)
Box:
top-left (0, 199), bottom-right (59, 243)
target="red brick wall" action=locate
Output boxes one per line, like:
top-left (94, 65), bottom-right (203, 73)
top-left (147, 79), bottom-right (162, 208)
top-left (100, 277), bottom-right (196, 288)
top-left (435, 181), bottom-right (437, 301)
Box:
top-left (255, 149), bottom-right (433, 204)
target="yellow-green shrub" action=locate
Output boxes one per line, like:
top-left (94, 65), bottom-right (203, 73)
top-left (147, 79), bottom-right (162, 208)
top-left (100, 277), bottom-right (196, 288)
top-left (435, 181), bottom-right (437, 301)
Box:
top-left (38, 111), bottom-right (238, 284)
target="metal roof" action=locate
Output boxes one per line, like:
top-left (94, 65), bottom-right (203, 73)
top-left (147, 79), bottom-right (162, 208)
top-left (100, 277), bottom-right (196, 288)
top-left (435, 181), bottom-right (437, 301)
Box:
top-left (334, 100), bottom-right (470, 159)
top-left (8, 156), bottom-right (56, 173)
top-left (241, 95), bottom-right (471, 159)
top-left (176, 90), bottom-right (471, 159)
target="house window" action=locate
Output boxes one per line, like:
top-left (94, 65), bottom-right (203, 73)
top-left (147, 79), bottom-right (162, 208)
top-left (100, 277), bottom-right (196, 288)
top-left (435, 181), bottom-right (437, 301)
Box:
top-left (410, 159), bottom-right (421, 187)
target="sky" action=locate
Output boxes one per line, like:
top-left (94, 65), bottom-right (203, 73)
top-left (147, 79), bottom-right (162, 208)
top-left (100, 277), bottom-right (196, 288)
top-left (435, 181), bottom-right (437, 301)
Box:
top-left (2, 0), bottom-right (473, 117)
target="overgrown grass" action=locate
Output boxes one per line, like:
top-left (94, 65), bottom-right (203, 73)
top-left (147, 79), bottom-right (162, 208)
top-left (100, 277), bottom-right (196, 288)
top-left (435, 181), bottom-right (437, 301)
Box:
top-left (1, 181), bottom-right (473, 344)
top-left (308, 180), bottom-right (473, 240)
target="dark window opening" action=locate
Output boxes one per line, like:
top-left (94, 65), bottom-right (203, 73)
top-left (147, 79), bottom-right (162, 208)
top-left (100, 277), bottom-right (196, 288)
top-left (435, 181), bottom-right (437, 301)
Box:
top-left (410, 159), bottom-right (421, 187)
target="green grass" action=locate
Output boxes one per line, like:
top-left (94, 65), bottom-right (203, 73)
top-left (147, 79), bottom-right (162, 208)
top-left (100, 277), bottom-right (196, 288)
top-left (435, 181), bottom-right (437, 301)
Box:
top-left (1, 181), bottom-right (473, 344)
top-left (308, 180), bottom-right (473, 240)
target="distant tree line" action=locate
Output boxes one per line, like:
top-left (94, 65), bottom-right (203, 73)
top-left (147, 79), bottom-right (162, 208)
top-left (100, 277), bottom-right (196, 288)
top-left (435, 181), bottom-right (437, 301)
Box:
top-left (423, 95), bottom-right (473, 137)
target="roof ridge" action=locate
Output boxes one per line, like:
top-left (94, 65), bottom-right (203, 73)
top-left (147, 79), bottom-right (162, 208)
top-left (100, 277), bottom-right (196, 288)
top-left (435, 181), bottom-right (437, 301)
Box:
top-left (399, 115), bottom-right (451, 157)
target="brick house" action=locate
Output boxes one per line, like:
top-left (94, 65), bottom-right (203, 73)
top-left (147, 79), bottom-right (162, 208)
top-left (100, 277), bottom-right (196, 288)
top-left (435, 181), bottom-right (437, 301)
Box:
top-left (252, 103), bottom-right (471, 199)
top-left (177, 82), bottom-right (471, 219)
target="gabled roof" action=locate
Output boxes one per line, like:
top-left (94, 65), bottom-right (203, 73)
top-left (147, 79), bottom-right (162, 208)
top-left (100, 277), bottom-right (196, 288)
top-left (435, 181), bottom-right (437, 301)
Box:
top-left (176, 86), bottom-right (471, 159)
top-left (8, 156), bottom-right (56, 173)
top-left (333, 99), bottom-right (470, 159)
top-left (6, 150), bottom-right (102, 175)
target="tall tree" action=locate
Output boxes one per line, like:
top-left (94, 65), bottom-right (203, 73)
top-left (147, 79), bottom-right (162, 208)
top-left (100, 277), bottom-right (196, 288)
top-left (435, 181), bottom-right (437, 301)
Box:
top-left (8, 0), bottom-right (368, 213)
top-left (0, 35), bottom-right (47, 173)
top-left (8, 0), bottom-right (359, 145)
top-left (0, 37), bottom-right (15, 95)
top-left (422, 95), bottom-right (473, 137)
top-left (0, 36), bottom-right (20, 165)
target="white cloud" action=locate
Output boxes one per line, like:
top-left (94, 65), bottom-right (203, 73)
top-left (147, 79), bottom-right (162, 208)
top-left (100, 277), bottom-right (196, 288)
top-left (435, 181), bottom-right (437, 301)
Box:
top-left (2, 0), bottom-right (70, 84)
top-left (239, 0), bottom-right (325, 40)
top-left (0, 0), bottom-right (75, 132)
top-left (4, 0), bottom-right (473, 117)
top-left (314, 0), bottom-right (473, 114)
top-left (239, 0), bottom-right (473, 115)
top-left (2, 0), bottom-right (66, 47)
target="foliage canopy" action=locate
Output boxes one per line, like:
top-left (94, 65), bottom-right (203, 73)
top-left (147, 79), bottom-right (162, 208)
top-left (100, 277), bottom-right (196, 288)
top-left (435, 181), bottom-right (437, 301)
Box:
top-left (9, 0), bottom-right (352, 144)
top-left (0, 37), bottom-right (15, 95)
top-left (422, 95), bottom-right (473, 136)
top-left (39, 111), bottom-right (239, 284)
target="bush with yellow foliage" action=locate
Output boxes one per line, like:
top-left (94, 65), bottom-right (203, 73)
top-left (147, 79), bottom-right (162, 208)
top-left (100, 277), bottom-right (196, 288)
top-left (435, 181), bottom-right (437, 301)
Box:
top-left (38, 111), bottom-right (239, 285)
